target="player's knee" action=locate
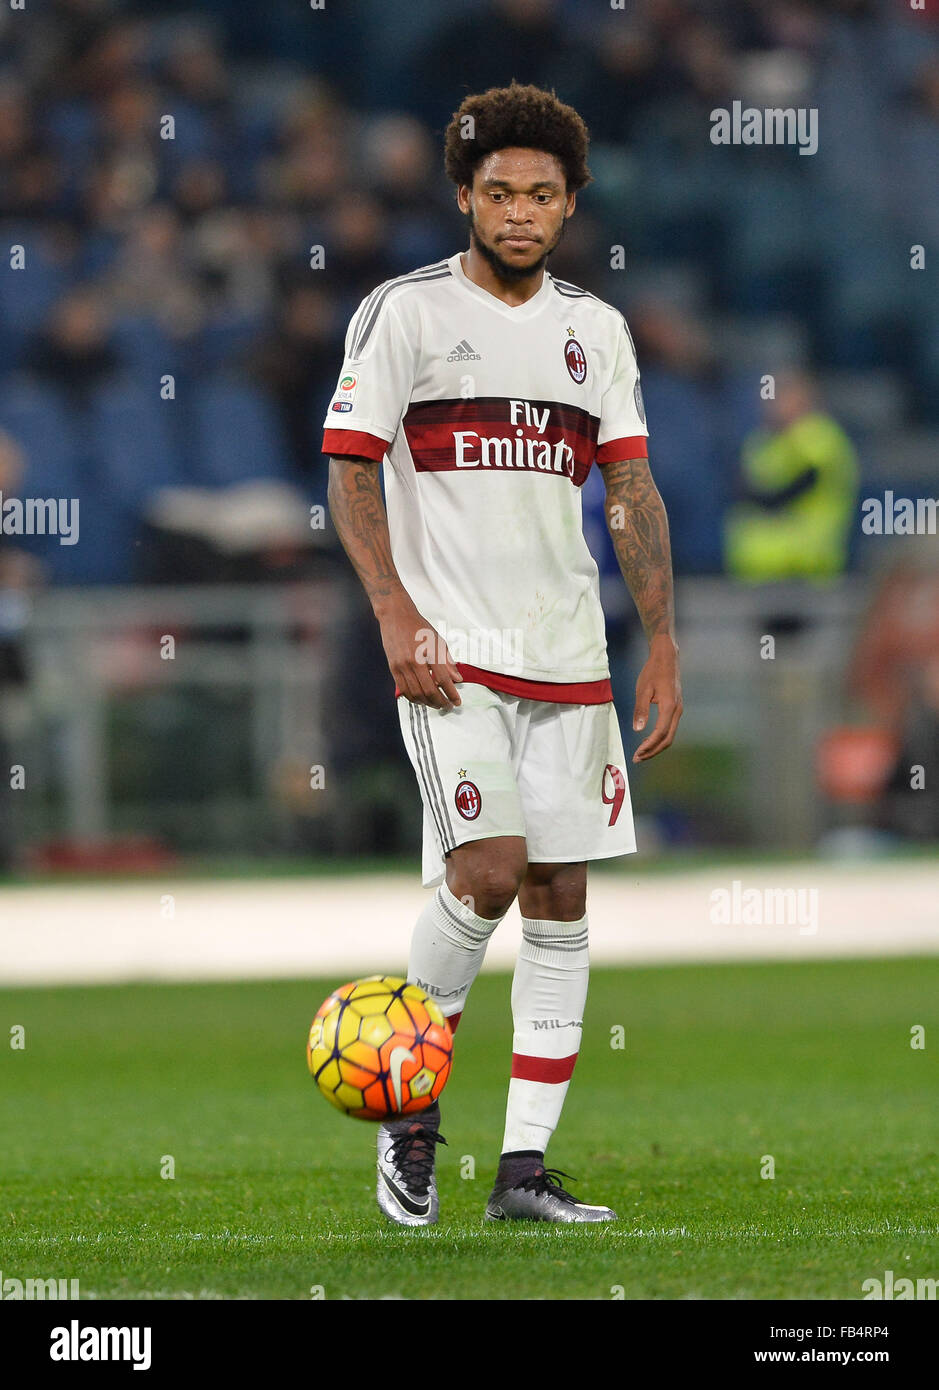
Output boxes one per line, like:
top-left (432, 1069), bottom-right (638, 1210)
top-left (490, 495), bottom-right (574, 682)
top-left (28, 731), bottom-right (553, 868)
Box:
top-left (477, 868), bottom-right (525, 917)
top-left (457, 844), bottom-right (526, 918)
top-left (521, 864), bottom-right (587, 921)
top-left (544, 883), bottom-right (587, 921)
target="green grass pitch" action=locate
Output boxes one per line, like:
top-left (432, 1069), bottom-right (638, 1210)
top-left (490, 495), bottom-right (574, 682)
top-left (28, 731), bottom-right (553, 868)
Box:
top-left (2, 959), bottom-right (937, 1300)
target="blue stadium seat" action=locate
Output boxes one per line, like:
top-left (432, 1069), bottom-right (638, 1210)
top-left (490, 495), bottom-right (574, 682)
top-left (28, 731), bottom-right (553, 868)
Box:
top-left (0, 378), bottom-right (136, 583)
top-left (191, 376), bottom-right (291, 486)
top-left (719, 371), bottom-right (765, 451)
top-left (157, 103), bottom-right (218, 166)
top-left (44, 101), bottom-right (98, 163)
top-left (43, 495), bottom-right (138, 585)
top-left (76, 231), bottom-right (122, 280)
top-left (197, 310), bottom-right (266, 373)
top-left (0, 234), bottom-right (68, 366)
top-left (89, 380), bottom-right (184, 507)
top-left (111, 315), bottom-right (183, 383)
top-left (0, 378), bottom-right (81, 499)
top-left (641, 370), bottom-right (727, 575)
top-left (723, 170), bottom-right (815, 314)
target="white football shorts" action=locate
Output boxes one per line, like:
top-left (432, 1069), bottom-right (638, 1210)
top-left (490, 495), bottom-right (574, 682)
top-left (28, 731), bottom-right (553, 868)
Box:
top-left (397, 681), bottom-right (637, 887)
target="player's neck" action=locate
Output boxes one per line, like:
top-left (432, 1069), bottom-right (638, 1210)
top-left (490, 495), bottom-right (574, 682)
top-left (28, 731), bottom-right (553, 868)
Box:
top-left (459, 247), bottom-right (545, 308)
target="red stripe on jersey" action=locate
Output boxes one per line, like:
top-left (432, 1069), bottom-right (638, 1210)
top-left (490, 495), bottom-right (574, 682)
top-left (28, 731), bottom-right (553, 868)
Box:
top-left (457, 665), bottom-right (612, 703)
top-left (511, 1051), bottom-right (579, 1083)
top-left (596, 435), bottom-right (648, 463)
top-left (392, 666), bottom-right (612, 704)
top-left (446, 1011), bottom-right (463, 1034)
top-left (402, 397), bottom-right (600, 488)
top-left (322, 428), bottom-right (388, 462)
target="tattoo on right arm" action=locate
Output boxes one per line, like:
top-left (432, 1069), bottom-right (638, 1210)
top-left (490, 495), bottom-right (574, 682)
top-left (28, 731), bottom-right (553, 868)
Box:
top-left (327, 456), bottom-right (404, 610)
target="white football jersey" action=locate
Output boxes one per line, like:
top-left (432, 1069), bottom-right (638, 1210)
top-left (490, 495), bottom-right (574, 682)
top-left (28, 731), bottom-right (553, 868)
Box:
top-left (322, 251), bottom-right (649, 701)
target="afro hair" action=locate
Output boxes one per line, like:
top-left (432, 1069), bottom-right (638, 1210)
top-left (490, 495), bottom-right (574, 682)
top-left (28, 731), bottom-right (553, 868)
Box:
top-left (443, 80), bottom-right (592, 193)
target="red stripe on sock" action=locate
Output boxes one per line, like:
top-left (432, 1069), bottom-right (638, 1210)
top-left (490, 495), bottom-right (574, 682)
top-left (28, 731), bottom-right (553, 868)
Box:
top-left (446, 1011), bottom-right (463, 1034)
top-left (511, 1052), bottom-right (579, 1083)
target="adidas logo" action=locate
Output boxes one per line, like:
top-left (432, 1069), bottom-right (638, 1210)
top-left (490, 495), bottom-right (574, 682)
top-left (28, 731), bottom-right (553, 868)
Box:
top-left (446, 339), bottom-right (482, 362)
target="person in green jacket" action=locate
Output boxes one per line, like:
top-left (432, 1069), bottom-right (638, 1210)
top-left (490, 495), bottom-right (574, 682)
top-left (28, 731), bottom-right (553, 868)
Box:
top-left (724, 371), bottom-right (859, 582)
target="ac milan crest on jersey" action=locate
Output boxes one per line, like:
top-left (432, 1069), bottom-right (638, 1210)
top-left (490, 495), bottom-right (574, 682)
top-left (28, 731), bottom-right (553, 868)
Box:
top-left (564, 336), bottom-right (587, 383)
top-left (454, 779), bottom-right (481, 820)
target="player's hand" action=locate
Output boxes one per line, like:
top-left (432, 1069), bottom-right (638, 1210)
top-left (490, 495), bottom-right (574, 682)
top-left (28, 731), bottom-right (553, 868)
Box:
top-left (377, 594), bottom-right (463, 710)
top-left (632, 633), bottom-right (682, 762)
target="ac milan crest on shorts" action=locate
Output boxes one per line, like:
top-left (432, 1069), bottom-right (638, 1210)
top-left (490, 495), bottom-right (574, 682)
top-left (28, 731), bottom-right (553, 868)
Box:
top-left (454, 779), bottom-right (482, 820)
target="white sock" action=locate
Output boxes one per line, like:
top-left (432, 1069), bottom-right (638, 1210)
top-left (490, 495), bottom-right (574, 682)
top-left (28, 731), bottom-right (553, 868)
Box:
top-left (501, 914), bottom-right (589, 1156)
top-left (408, 881), bottom-right (505, 1032)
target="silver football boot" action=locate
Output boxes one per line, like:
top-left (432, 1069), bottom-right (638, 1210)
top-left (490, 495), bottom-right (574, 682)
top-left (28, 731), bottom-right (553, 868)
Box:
top-left (376, 1103), bottom-right (447, 1227)
top-left (485, 1164), bottom-right (617, 1223)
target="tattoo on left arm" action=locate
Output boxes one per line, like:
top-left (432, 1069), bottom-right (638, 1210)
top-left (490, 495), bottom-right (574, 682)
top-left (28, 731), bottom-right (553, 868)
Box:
top-left (602, 456), bottom-right (676, 644)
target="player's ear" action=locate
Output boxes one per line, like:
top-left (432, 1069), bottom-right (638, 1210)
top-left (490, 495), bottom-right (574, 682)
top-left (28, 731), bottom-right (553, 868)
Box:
top-left (565, 190), bottom-right (576, 217)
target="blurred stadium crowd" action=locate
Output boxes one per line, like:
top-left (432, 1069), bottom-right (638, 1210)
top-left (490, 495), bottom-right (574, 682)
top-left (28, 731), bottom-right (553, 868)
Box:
top-left (0, 0), bottom-right (936, 589)
top-left (0, 0), bottom-right (936, 865)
